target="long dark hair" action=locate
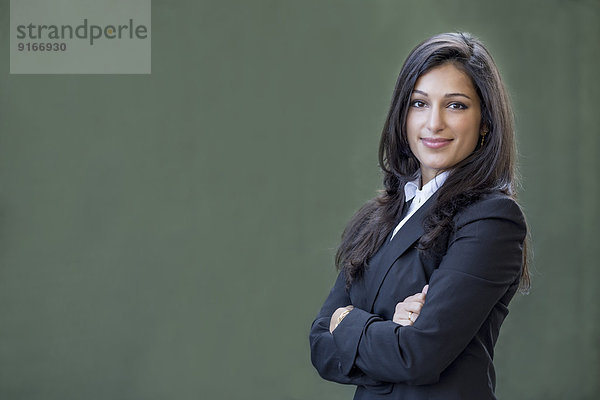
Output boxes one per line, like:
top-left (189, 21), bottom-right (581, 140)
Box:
top-left (335, 32), bottom-right (530, 292)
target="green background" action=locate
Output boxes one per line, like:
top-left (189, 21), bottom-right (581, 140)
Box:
top-left (0, 0), bottom-right (598, 399)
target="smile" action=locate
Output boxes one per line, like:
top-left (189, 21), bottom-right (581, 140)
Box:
top-left (421, 137), bottom-right (453, 149)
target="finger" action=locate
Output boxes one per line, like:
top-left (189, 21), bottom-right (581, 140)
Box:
top-left (403, 292), bottom-right (426, 303)
top-left (393, 306), bottom-right (420, 321)
top-left (394, 302), bottom-right (411, 313)
top-left (395, 301), bottom-right (424, 314)
top-left (401, 301), bottom-right (423, 313)
top-left (405, 302), bottom-right (424, 312)
top-left (393, 318), bottom-right (413, 326)
top-left (403, 286), bottom-right (429, 301)
top-left (405, 310), bottom-right (419, 321)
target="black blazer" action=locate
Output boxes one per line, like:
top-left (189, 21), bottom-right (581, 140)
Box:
top-left (309, 192), bottom-right (526, 399)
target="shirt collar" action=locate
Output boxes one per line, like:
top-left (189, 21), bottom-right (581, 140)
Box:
top-left (404, 171), bottom-right (450, 202)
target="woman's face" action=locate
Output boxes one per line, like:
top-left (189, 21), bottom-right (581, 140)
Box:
top-left (406, 63), bottom-right (482, 186)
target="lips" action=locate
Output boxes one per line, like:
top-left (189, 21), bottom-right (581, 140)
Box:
top-left (421, 137), bottom-right (453, 149)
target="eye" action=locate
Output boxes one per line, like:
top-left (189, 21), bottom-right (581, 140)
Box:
top-left (410, 100), bottom-right (427, 108)
top-left (448, 102), bottom-right (467, 110)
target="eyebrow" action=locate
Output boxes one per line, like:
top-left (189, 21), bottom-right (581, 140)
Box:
top-left (412, 89), bottom-right (472, 100)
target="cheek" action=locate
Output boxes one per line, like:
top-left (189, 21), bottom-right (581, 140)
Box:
top-left (463, 130), bottom-right (480, 151)
top-left (456, 117), bottom-right (481, 150)
top-left (406, 130), bottom-right (420, 156)
top-left (456, 135), bottom-right (479, 161)
top-left (405, 116), bottom-right (421, 148)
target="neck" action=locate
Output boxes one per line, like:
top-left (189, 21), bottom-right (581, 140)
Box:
top-left (420, 172), bottom-right (435, 189)
top-left (420, 169), bottom-right (448, 189)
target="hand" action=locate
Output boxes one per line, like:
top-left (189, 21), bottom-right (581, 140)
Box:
top-left (392, 285), bottom-right (429, 326)
top-left (329, 306), bottom-right (354, 333)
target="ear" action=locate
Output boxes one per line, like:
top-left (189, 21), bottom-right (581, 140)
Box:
top-left (480, 122), bottom-right (489, 134)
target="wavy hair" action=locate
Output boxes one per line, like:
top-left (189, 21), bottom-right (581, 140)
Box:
top-left (335, 32), bottom-right (530, 292)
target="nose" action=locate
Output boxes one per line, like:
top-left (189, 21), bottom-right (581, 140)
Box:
top-left (426, 107), bottom-right (445, 133)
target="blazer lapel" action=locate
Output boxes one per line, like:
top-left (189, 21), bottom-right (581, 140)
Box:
top-left (364, 194), bottom-right (437, 312)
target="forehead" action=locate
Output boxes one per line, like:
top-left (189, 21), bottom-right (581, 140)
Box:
top-left (413, 63), bottom-right (477, 96)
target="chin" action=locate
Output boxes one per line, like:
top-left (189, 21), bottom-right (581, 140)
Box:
top-left (423, 161), bottom-right (451, 171)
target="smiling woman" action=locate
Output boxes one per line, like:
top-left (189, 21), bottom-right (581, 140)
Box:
top-left (310, 32), bottom-right (530, 400)
top-left (407, 63), bottom-right (484, 185)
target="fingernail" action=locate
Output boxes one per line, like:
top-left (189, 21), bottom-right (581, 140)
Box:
top-left (423, 285), bottom-right (429, 294)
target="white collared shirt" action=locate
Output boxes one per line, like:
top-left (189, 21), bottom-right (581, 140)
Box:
top-left (390, 171), bottom-right (449, 241)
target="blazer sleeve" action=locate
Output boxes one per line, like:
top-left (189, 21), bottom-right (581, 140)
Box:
top-left (331, 195), bottom-right (527, 385)
top-left (309, 270), bottom-right (389, 391)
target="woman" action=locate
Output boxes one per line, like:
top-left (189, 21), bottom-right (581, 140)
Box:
top-left (309, 32), bottom-right (530, 399)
